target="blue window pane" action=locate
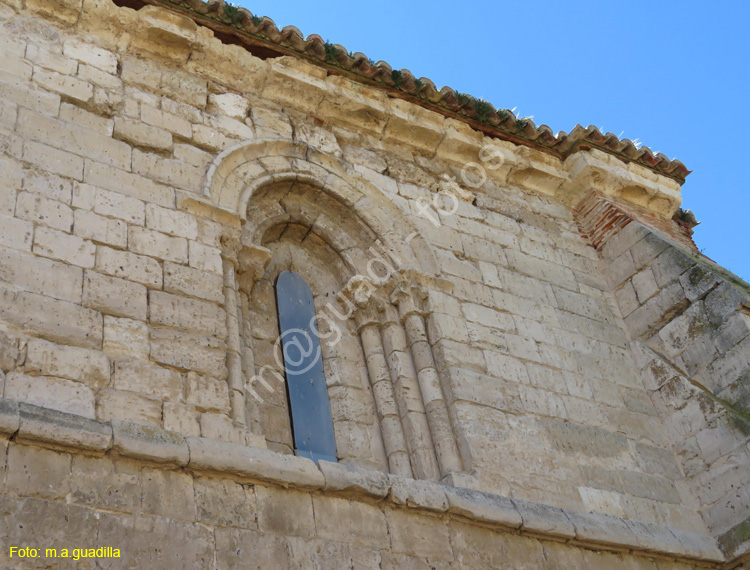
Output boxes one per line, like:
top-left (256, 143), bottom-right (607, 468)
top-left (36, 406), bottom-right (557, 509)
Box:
top-left (275, 270), bottom-right (337, 463)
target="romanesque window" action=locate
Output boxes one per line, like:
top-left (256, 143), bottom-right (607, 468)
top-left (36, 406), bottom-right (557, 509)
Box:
top-left (275, 270), bottom-right (337, 462)
top-left (209, 141), bottom-right (464, 481)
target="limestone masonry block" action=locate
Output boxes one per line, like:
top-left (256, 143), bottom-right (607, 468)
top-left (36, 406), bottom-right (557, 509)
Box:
top-left (129, 226), bottom-right (188, 264)
top-left (102, 316), bottom-right (149, 359)
top-left (33, 226), bottom-right (95, 268)
top-left (96, 246), bottom-right (163, 289)
top-left (25, 338), bottom-right (109, 391)
top-left (112, 419), bottom-right (189, 466)
top-left (113, 360), bottom-right (182, 402)
top-left (96, 389), bottom-right (163, 426)
top-left (187, 437), bottom-right (325, 488)
top-left (83, 270), bottom-right (148, 321)
top-left (0, 246), bottom-right (83, 303)
top-left (208, 93), bottom-right (250, 120)
top-left (114, 117), bottom-right (173, 151)
top-left (18, 402), bottom-right (112, 451)
top-left (5, 372), bottom-right (95, 418)
top-left (73, 209), bottom-right (127, 248)
top-left (63, 39), bottom-right (117, 74)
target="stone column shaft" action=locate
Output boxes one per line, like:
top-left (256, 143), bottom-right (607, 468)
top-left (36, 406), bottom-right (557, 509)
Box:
top-left (359, 323), bottom-right (413, 478)
top-left (235, 243), bottom-right (272, 431)
top-left (397, 289), bottom-right (463, 477)
top-left (221, 254), bottom-right (245, 426)
top-left (381, 319), bottom-right (441, 480)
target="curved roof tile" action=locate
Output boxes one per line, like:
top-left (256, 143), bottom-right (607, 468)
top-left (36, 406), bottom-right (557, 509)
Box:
top-left (142, 0), bottom-right (691, 182)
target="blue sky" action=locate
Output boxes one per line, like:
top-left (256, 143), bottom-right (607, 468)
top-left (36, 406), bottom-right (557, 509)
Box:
top-left (237, 1), bottom-right (749, 281)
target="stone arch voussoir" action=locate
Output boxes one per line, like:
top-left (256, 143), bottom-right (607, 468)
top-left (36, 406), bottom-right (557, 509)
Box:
top-left (203, 138), bottom-right (438, 276)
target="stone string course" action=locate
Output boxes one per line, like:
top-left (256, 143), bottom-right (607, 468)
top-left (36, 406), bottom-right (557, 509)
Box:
top-left (0, 399), bottom-right (727, 567)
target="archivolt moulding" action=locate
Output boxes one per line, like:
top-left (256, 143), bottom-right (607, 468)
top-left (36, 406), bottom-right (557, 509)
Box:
top-left (202, 138), bottom-right (438, 277)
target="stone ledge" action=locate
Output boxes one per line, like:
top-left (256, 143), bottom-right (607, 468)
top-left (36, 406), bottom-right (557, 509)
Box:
top-left (0, 398), bottom-right (727, 564)
top-left (186, 436), bottom-right (325, 489)
top-left (318, 460), bottom-right (389, 499)
top-left (18, 403), bottom-right (111, 451)
top-left (0, 398), bottom-right (20, 435)
top-left (512, 497), bottom-right (576, 539)
top-left (445, 486), bottom-right (522, 529)
top-left (112, 419), bottom-right (189, 466)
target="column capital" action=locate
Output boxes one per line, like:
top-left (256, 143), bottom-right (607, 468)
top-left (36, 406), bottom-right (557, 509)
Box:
top-left (219, 233), bottom-right (242, 263)
top-left (341, 277), bottom-right (386, 331)
top-left (237, 242), bottom-right (272, 293)
top-left (390, 279), bottom-right (427, 320)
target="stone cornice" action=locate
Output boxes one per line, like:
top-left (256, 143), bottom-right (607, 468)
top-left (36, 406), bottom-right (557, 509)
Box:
top-left (0, 398), bottom-right (728, 566)
top-left (114, 0), bottom-right (690, 185)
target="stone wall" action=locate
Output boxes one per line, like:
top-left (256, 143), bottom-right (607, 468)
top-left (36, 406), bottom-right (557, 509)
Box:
top-left (584, 196), bottom-right (750, 561)
top-left (0, 405), bottom-right (726, 568)
top-left (0, 0), bottom-right (746, 565)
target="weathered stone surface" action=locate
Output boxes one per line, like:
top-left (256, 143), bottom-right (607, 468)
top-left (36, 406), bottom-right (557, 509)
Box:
top-left (5, 372), bottom-right (96, 418)
top-left (112, 419), bottom-right (190, 466)
top-left (74, 208), bottom-right (128, 247)
top-left (97, 388), bottom-right (163, 426)
top-left (318, 460), bottom-right (390, 498)
top-left (5, 443), bottom-right (72, 499)
top-left (215, 527), bottom-right (290, 570)
top-left (0, 246), bottom-right (83, 303)
top-left (565, 509), bottom-right (640, 548)
top-left (25, 337), bottom-right (110, 390)
top-left (18, 402), bottom-right (112, 450)
top-left (0, 329), bottom-right (20, 372)
top-left (141, 466), bottom-right (196, 520)
top-left (96, 246), bottom-right (163, 289)
top-left (163, 261), bottom-right (224, 303)
top-left (256, 485), bottom-right (315, 538)
top-left (386, 508), bottom-right (453, 561)
top-left (313, 494), bottom-right (389, 548)
top-left (194, 476), bottom-right (256, 528)
top-left (186, 437), bottom-right (325, 488)
top-left (69, 454), bottom-right (141, 513)
top-left (149, 291), bottom-right (226, 337)
top-left (149, 328), bottom-right (227, 378)
top-left (113, 360), bottom-right (183, 402)
top-left (103, 316), bottom-right (150, 359)
top-left (389, 475), bottom-right (449, 512)
top-left (96, 511), bottom-right (214, 569)
top-left (83, 270), bottom-right (148, 320)
top-left (445, 485), bottom-right (522, 528)
top-left (0, 398), bottom-right (20, 435)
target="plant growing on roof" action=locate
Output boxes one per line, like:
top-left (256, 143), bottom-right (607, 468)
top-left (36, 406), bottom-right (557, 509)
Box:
top-left (250, 14), bottom-right (264, 26)
top-left (391, 69), bottom-right (404, 88)
top-left (413, 78), bottom-right (425, 92)
top-left (222, 2), bottom-right (243, 25)
top-left (455, 92), bottom-right (471, 106)
top-left (474, 99), bottom-right (493, 123)
top-left (324, 42), bottom-right (340, 62)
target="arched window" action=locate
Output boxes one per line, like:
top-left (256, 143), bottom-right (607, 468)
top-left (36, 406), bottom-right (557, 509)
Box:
top-left (275, 270), bottom-right (338, 462)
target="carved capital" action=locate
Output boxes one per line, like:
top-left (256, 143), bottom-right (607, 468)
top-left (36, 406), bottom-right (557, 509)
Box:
top-left (390, 279), bottom-right (427, 320)
top-left (341, 277), bottom-right (385, 330)
top-left (219, 233), bottom-right (241, 262)
top-left (237, 243), bottom-right (272, 293)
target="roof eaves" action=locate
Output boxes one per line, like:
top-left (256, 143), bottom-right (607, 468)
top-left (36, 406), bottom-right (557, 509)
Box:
top-left (127, 0), bottom-right (691, 183)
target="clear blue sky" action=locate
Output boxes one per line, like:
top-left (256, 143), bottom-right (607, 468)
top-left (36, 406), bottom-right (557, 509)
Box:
top-left (237, 1), bottom-right (749, 281)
